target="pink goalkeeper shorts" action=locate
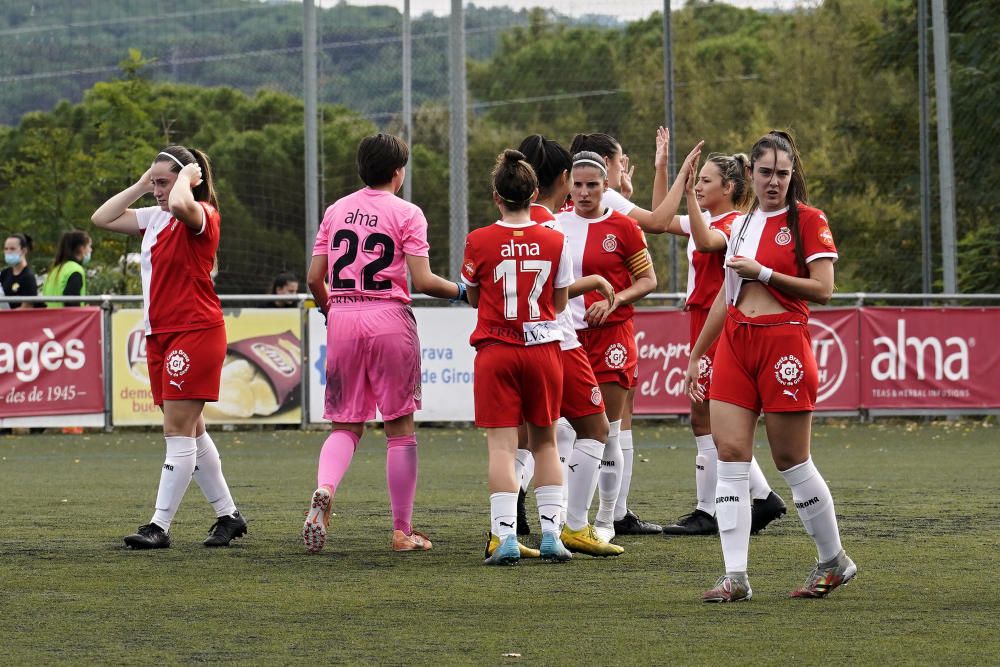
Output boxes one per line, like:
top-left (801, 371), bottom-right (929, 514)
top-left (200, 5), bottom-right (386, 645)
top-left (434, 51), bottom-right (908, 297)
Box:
top-left (324, 301), bottom-right (422, 422)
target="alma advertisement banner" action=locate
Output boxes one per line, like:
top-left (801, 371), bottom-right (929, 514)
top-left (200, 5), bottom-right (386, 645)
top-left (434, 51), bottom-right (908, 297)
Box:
top-left (860, 307), bottom-right (999, 410)
top-left (633, 308), bottom-right (861, 414)
top-left (0, 307), bottom-right (104, 418)
top-left (308, 307), bottom-right (476, 423)
top-left (111, 308), bottom-right (302, 426)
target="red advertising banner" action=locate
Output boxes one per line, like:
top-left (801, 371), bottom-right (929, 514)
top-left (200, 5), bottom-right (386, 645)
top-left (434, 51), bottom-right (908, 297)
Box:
top-left (634, 307), bottom-right (861, 414)
top-left (860, 307), bottom-right (1000, 409)
top-left (0, 307), bottom-right (105, 417)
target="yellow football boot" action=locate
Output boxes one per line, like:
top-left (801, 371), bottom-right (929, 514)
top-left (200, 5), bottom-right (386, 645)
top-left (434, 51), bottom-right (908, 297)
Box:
top-left (485, 532), bottom-right (540, 558)
top-left (560, 524), bottom-right (625, 557)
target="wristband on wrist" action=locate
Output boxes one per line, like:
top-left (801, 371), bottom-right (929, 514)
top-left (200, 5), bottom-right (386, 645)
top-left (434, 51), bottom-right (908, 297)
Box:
top-left (758, 266), bottom-right (773, 285)
top-left (451, 281), bottom-right (468, 304)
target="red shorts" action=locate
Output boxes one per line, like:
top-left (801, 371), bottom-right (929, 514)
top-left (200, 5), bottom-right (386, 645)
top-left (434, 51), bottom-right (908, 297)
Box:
top-left (577, 319), bottom-right (637, 389)
top-left (146, 325), bottom-right (227, 407)
top-left (709, 306), bottom-right (817, 413)
top-left (688, 307), bottom-right (721, 395)
top-left (560, 345), bottom-right (605, 419)
top-left (474, 342), bottom-right (563, 428)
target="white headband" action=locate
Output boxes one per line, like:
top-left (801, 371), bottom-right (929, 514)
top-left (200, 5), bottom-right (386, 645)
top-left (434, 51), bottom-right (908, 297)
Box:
top-left (158, 151), bottom-right (186, 169)
top-left (573, 158), bottom-right (607, 177)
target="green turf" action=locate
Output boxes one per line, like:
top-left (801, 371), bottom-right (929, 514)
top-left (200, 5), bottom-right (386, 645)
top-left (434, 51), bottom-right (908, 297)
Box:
top-left (1, 420), bottom-right (998, 664)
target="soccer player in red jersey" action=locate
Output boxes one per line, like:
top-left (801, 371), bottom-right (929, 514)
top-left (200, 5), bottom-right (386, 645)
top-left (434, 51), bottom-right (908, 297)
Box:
top-left (556, 152), bottom-right (657, 546)
top-left (92, 146), bottom-right (247, 549)
top-left (463, 150), bottom-right (575, 564)
top-left (304, 134), bottom-right (463, 555)
top-left (687, 131), bottom-right (856, 602)
top-left (658, 141), bottom-right (787, 537)
top-left (515, 135), bottom-right (623, 557)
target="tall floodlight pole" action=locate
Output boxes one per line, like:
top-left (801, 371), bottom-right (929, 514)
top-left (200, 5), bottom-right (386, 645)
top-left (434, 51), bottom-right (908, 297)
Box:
top-left (402, 0), bottom-right (413, 202)
top-left (304, 0), bottom-right (319, 269)
top-left (918, 0), bottom-right (932, 296)
top-left (662, 1), bottom-right (678, 295)
top-left (448, 0), bottom-right (468, 279)
top-left (931, 0), bottom-right (957, 293)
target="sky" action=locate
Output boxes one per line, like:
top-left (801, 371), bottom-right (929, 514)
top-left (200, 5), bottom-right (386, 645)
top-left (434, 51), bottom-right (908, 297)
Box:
top-left (315, 0), bottom-right (821, 22)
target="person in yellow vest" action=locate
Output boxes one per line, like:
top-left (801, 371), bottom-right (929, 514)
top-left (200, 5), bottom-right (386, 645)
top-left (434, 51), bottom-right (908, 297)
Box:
top-left (42, 230), bottom-right (91, 308)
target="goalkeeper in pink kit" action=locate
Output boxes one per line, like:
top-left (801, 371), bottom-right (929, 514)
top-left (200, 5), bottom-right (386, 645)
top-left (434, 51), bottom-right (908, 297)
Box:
top-left (303, 133), bottom-right (463, 554)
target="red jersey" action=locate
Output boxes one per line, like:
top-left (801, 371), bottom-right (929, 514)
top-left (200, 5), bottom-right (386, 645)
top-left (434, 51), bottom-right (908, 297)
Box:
top-left (135, 203), bottom-right (223, 335)
top-left (461, 221), bottom-right (573, 349)
top-left (557, 208), bottom-right (651, 330)
top-left (724, 203), bottom-right (837, 317)
top-left (529, 203), bottom-right (556, 224)
top-left (679, 210), bottom-right (738, 310)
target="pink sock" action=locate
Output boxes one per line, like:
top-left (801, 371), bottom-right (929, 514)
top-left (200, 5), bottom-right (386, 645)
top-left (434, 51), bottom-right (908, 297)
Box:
top-left (386, 434), bottom-right (418, 534)
top-left (317, 430), bottom-right (360, 492)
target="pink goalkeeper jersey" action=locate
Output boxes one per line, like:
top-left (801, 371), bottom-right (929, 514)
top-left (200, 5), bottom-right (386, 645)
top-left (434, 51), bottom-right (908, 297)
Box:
top-left (312, 187), bottom-right (430, 308)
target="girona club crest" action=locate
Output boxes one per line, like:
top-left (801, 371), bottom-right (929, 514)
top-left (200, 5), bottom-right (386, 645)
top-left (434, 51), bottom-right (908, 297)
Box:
top-left (604, 343), bottom-right (627, 369)
top-left (774, 354), bottom-right (804, 386)
top-left (697, 354), bottom-right (713, 380)
top-left (602, 234), bottom-right (618, 252)
top-left (165, 349), bottom-right (191, 377)
top-left (590, 386), bottom-right (603, 406)
top-left (774, 227), bottom-right (792, 246)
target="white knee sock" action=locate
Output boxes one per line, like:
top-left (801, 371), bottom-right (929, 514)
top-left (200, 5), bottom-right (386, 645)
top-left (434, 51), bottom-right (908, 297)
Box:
top-left (192, 432), bottom-right (237, 518)
top-left (613, 429), bottom-right (634, 521)
top-left (513, 449), bottom-right (533, 493)
top-left (781, 458), bottom-right (843, 562)
top-left (490, 492), bottom-right (518, 538)
top-left (565, 438), bottom-right (603, 531)
top-left (694, 434), bottom-right (718, 515)
top-left (534, 485), bottom-right (563, 535)
top-left (595, 419), bottom-right (623, 527)
top-left (749, 456), bottom-right (773, 501)
top-left (151, 436), bottom-right (197, 531)
top-left (555, 419), bottom-right (576, 523)
top-left (716, 460), bottom-right (751, 575)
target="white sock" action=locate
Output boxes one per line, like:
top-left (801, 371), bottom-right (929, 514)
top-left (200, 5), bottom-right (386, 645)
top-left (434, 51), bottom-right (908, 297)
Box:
top-left (151, 436), bottom-right (197, 531)
top-left (781, 458), bottom-right (843, 562)
top-left (613, 429), bottom-right (634, 521)
top-left (595, 419), bottom-right (623, 527)
top-left (749, 456), bottom-right (773, 501)
top-left (534, 485), bottom-right (563, 535)
top-left (513, 449), bottom-right (532, 493)
top-left (490, 492), bottom-right (518, 538)
top-left (694, 434), bottom-right (718, 515)
top-left (716, 460), bottom-right (751, 574)
top-left (193, 432), bottom-right (237, 518)
top-left (521, 450), bottom-right (535, 492)
top-left (565, 438), bottom-right (603, 531)
top-left (556, 418), bottom-right (576, 524)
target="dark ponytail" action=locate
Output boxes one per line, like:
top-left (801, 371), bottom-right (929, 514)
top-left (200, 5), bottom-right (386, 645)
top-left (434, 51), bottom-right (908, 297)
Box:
top-left (9, 233), bottom-right (32, 252)
top-left (155, 145), bottom-right (219, 211)
top-left (492, 149), bottom-right (537, 211)
top-left (518, 134), bottom-right (571, 195)
top-left (569, 133), bottom-right (621, 162)
top-left (707, 152), bottom-right (752, 212)
top-left (748, 130), bottom-right (808, 273)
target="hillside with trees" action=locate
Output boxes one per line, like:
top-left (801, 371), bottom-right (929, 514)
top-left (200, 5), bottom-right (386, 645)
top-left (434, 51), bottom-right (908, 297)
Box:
top-left (0, 0), bottom-right (995, 295)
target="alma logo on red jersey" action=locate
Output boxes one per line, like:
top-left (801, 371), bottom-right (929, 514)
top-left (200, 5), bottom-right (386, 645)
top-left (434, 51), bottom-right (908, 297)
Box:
top-left (500, 240), bottom-right (540, 257)
top-left (601, 234), bottom-right (618, 252)
top-left (590, 386), bottom-right (602, 406)
top-left (774, 227), bottom-right (792, 246)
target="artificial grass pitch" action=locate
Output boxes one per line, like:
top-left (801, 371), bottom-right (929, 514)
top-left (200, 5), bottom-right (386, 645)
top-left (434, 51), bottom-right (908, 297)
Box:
top-left (1, 420), bottom-right (997, 664)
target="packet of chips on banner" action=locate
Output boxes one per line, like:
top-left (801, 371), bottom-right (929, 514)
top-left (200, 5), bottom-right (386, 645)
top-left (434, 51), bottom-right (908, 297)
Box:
top-left (203, 331), bottom-right (301, 420)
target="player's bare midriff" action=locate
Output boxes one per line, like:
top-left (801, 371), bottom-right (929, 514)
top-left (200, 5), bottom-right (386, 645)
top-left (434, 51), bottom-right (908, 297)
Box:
top-left (735, 280), bottom-right (786, 317)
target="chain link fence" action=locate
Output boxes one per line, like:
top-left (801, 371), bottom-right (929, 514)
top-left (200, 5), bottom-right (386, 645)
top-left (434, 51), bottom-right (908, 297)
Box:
top-left (1, 0), bottom-right (994, 297)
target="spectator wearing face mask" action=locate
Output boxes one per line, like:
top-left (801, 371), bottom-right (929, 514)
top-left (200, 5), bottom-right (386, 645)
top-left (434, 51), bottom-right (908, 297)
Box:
top-left (1, 233), bottom-right (38, 309)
